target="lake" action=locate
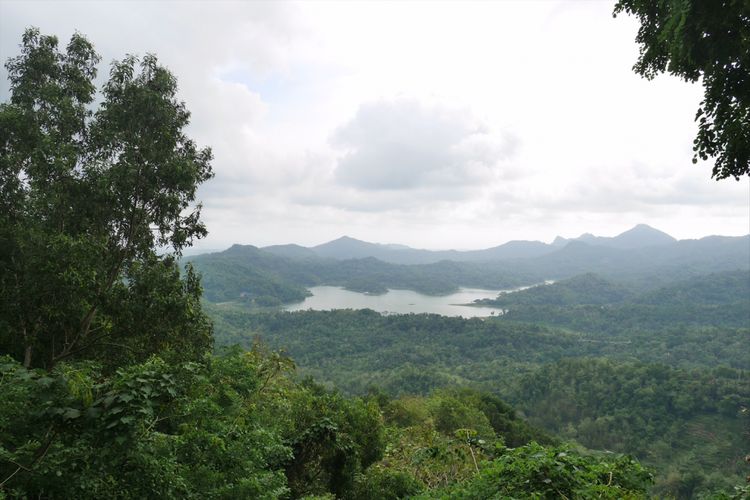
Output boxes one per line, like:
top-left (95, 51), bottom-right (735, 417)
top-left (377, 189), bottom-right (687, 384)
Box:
top-left (283, 286), bottom-right (507, 317)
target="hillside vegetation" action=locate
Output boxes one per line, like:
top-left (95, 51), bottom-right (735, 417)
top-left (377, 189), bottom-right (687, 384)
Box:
top-left (208, 269), bottom-right (750, 496)
top-left (189, 234), bottom-right (750, 307)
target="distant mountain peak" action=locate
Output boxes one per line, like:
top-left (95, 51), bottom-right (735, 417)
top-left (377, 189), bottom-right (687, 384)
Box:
top-left (226, 243), bottom-right (258, 251)
top-left (312, 235), bottom-right (385, 259)
top-left (333, 235), bottom-right (362, 243)
top-left (550, 224), bottom-right (676, 250)
top-left (576, 233), bottom-right (597, 242)
top-left (611, 224), bottom-right (676, 249)
top-left (620, 223), bottom-right (666, 234)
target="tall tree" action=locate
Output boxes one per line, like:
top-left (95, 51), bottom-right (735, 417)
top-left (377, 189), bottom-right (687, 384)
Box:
top-left (614, 0), bottom-right (749, 180)
top-left (0, 29), bottom-right (214, 369)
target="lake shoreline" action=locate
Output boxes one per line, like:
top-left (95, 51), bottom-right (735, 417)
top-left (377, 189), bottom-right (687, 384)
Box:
top-left (282, 285), bottom-right (511, 317)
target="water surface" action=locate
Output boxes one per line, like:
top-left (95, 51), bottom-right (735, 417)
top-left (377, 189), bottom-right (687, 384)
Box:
top-left (283, 286), bottom-right (507, 317)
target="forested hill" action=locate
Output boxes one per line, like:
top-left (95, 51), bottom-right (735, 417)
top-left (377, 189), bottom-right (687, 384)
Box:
top-left (208, 266), bottom-right (750, 496)
top-left (491, 270), bottom-right (750, 333)
top-left (475, 269), bottom-right (750, 309)
top-left (188, 233), bottom-right (750, 306)
top-left (188, 244), bottom-right (534, 303)
top-left (475, 273), bottom-right (634, 307)
top-left (634, 269), bottom-right (750, 306)
top-left (209, 306), bottom-right (750, 496)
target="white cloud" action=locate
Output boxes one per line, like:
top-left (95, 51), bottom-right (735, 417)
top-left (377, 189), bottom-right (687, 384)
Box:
top-left (331, 98), bottom-right (517, 190)
top-left (1, 0), bottom-right (747, 250)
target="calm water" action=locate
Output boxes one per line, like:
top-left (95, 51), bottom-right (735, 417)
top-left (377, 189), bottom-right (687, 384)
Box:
top-left (283, 286), bottom-right (507, 317)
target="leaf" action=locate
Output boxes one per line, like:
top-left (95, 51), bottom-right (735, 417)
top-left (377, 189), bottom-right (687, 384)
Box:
top-left (86, 407), bottom-right (102, 419)
top-left (63, 408), bottom-right (82, 420)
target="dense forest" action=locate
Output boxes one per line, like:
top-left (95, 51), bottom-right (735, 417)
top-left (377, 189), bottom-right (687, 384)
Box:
top-left (1, 12), bottom-right (749, 500)
top-left (207, 269), bottom-right (750, 496)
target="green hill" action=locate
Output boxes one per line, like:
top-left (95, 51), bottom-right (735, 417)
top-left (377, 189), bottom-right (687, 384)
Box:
top-left (475, 273), bottom-right (633, 307)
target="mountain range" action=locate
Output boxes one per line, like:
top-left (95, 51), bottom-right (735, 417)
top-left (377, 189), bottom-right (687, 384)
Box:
top-left (263, 224), bottom-right (681, 264)
top-left (187, 224), bottom-right (750, 306)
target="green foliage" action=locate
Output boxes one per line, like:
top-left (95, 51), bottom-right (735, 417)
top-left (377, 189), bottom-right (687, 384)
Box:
top-left (99, 257), bottom-right (213, 369)
top-left (0, 347), bottom-right (393, 499)
top-left (189, 245), bottom-right (314, 304)
top-left (475, 273), bottom-right (633, 308)
top-left (0, 351), bottom-right (292, 498)
top-left (633, 270), bottom-right (750, 307)
top-left (210, 301), bottom-right (749, 397)
top-left (614, 0), bottom-right (749, 179)
top-left (281, 378), bottom-right (386, 498)
top-left (513, 358), bottom-right (749, 496)
top-left (379, 425), bottom-right (485, 491)
top-left (207, 295), bottom-right (749, 493)
top-left (351, 467), bottom-right (423, 499)
top-left (439, 389), bottom-right (555, 448)
top-left (381, 390), bottom-right (552, 450)
top-left (0, 28), bottom-right (213, 370)
top-left (427, 442), bottom-right (653, 499)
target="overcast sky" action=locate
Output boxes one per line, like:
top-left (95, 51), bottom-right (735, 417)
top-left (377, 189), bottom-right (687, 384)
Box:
top-left (2, 0), bottom-right (748, 251)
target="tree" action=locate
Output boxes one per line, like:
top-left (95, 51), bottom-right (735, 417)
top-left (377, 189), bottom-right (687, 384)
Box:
top-left (614, 0), bottom-right (749, 180)
top-left (0, 28), bottom-right (214, 370)
top-left (433, 442), bottom-right (653, 499)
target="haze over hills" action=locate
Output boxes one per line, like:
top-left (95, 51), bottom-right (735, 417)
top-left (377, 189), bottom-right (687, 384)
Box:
top-left (188, 224), bottom-right (750, 306)
top-left (551, 224), bottom-right (677, 249)
top-left (260, 224), bottom-right (699, 264)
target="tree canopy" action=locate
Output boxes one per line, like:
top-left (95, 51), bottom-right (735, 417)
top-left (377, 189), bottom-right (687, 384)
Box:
top-left (0, 28), bottom-right (214, 370)
top-left (614, 0), bottom-right (750, 180)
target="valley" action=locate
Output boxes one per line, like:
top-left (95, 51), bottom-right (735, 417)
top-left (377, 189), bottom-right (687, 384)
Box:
top-left (193, 225), bottom-right (750, 497)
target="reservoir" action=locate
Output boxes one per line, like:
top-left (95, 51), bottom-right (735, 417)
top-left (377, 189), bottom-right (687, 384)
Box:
top-left (283, 286), bottom-right (507, 317)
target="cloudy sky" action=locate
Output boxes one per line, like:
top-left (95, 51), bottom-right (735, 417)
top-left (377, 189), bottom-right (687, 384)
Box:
top-left (2, 1), bottom-right (748, 251)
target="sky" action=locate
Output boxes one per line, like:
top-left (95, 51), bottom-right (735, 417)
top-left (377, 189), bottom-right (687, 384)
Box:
top-left (1, 0), bottom-right (748, 251)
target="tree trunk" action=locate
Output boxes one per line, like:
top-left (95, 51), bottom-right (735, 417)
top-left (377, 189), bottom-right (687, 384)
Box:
top-left (23, 344), bottom-right (32, 369)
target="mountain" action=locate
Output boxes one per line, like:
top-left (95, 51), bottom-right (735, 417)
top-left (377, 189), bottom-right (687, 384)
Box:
top-left (188, 245), bottom-right (316, 305)
top-left (311, 236), bottom-right (404, 260)
top-left (551, 236), bottom-right (569, 247)
top-left (460, 240), bottom-right (556, 261)
top-left (262, 244), bottom-right (318, 260)
top-left (551, 224), bottom-right (677, 250)
top-left (189, 230), bottom-right (750, 307)
top-left (260, 224), bottom-right (678, 265)
top-left (189, 244), bottom-right (533, 303)
top-left (608, 224), bottom-right (677, 248)
top-left (514, 235), bottom-right (750, 290)
top-left (308, 236), bottom-right (464, 264)
top-left (578, 224), bottom-right (676, 249)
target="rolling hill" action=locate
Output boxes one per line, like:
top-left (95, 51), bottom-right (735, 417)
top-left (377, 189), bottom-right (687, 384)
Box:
top-left (188, 226), bottom-right (749, 306)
